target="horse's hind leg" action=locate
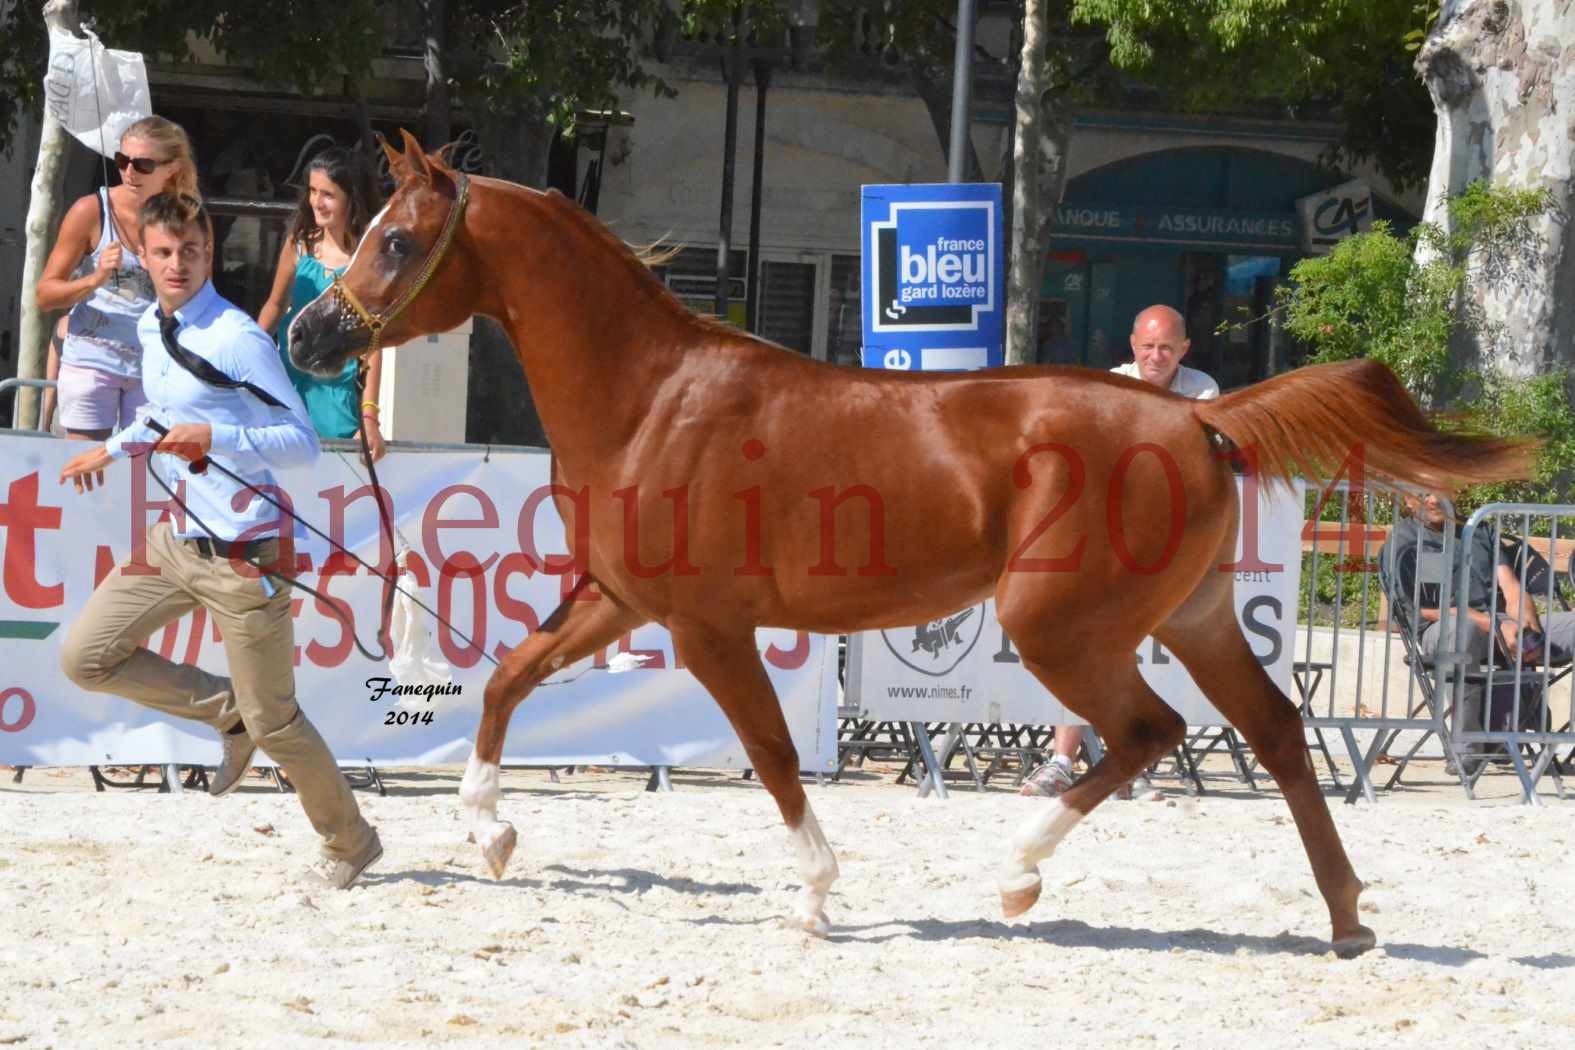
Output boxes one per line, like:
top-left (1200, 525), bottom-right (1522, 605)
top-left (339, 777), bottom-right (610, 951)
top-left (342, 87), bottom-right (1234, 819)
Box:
top-left (669, 620), bottom-right (839, 936)
top-left (1157, 582), bottom-right (1374, 957)
top-left (993, 644), bottom-right (1185, 918)
top-left (460, 575), bottom-right (646, 878)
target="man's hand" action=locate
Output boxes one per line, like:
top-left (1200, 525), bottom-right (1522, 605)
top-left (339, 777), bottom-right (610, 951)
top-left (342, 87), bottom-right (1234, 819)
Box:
top-left (151, 422), bottom-right (213, 464)
top-left (59, 445), bottom-right (114, 493)
top-left (1497, 619), bottom-right (1545, 664)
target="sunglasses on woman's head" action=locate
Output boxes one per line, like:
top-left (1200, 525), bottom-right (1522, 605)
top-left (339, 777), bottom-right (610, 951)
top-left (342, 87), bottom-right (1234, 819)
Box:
top-left (114, 152), bottom-right (166, 175)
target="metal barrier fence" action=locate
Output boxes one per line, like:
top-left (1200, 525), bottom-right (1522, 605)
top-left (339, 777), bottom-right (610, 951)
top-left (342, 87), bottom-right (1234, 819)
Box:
top-left (1293, 482), bottom-right (1574, 805)
top-left (1444, 504), bottom-right (1575, 804)
top-left (1295, 482), bottom-right (1426, 804)
top-left (837, 481), bottom-right (1575, 805)
top-left (1, 377), bottom-right (57, 431)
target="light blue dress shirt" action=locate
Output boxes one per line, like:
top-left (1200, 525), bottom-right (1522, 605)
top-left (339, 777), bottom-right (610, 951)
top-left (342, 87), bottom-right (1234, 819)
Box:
top-left (106, 280), bottom-right (320, 542)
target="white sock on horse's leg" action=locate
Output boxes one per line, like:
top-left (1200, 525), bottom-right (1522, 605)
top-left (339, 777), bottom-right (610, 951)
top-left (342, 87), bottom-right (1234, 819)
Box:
top-left (997, 799), bottom-right (1083, 913)
top-left (459, 750), bottom-right (500, 823)
top-left (460, 751), bottom-right (516, 878)
top-left (790, 802), bottom-right (839, 937)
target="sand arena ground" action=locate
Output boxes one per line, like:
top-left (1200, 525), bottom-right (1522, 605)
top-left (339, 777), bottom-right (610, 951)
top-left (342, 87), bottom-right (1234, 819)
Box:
top-left (1, 761), bottom-right (1571, 1049)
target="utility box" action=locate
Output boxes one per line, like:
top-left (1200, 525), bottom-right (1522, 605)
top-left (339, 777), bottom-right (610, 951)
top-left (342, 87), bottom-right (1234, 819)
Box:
top-left (376, 317), bottom-right (472, 444)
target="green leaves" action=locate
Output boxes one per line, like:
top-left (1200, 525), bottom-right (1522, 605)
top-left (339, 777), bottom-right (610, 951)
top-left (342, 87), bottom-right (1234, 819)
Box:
top-left (1069, 0), bottom-right (1436, 189)
top-left (1276, 181), bottom-right (1571, 505)
top-left (446, 0), bottom-right (672, 133)
top-left (0, 0), bottom-right (387, 156)
top-left (1280, 220), bottom-right (1458, 391)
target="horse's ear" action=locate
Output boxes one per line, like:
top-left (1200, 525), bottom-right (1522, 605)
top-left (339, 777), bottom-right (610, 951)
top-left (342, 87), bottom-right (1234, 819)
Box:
top-left (398, 127), bottom-right (433, 183)
top-left (426, 144), bottom-right (460, 196)
top-left (379, 132), bottom-right (410, 182)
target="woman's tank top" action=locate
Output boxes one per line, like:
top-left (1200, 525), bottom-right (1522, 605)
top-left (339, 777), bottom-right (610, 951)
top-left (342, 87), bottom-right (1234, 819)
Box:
top-left (60, 188), bottom-right (154, 378)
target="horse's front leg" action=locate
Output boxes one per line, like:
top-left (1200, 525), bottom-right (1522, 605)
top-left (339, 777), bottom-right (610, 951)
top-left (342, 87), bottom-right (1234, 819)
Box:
top-left (668, 620), bottom-right (840, 936)
top-left (460, 578), bottom-right (646, 878)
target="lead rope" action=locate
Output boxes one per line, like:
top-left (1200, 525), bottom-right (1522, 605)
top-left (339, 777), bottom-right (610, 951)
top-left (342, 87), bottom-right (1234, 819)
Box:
top-left (139, 424), bottom-right (473, 665)
top-left (325, 448), bottom-right (640, 687)
top-left (136, 435), bottom-right (635, 686)
top-left (84, 28), bottom-right (120, 293)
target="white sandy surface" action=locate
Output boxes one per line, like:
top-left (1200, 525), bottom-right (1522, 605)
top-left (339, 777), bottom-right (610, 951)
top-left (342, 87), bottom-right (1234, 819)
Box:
top-left (1, 764), bottom-right (1571, 1049)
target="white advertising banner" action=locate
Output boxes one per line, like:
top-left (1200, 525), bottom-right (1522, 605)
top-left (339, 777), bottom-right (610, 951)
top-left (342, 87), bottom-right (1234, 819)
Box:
top-left (847, 478), bottom-right (1305, 725)
top-left (0, 435), bottom-right (837, 770)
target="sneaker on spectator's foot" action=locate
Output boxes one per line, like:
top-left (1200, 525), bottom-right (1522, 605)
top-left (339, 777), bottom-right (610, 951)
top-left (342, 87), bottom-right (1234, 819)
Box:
top-left (305, 829), bottom-right (383, 890)
top-left (1021, 760), bottom-right (1075, 797)
top-left (209, 724), bottom-right (256, 798)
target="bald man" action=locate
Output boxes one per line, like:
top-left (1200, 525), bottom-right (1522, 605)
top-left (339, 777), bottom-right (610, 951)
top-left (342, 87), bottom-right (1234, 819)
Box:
top-left (1022, 304), bottom-right (1218, 802)
top-left (1110, 304), bottom-right (1220, 400)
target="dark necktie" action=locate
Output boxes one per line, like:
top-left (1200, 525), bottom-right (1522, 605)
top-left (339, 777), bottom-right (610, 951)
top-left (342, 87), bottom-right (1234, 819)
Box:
top-left (159, 312), bottom-right (285, 408)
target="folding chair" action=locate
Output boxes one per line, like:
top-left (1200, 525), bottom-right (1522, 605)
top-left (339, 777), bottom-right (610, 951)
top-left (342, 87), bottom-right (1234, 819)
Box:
top-left (1379, 535), bottom-right (1571, 794)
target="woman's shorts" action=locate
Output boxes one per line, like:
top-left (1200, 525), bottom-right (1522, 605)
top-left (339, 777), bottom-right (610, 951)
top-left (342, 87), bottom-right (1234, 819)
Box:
top-left (56, 362), bottom-right (146, 433)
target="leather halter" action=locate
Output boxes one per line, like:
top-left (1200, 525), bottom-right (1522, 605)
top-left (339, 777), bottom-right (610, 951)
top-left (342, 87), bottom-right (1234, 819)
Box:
top-left (328, 172), bottom-right (470, 355)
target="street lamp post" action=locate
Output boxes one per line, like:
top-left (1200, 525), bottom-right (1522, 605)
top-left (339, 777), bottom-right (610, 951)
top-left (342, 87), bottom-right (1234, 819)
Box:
top-left (744, 57), bottom-right (773, 333)
top-left (714, 4), bottom-right (747, 319)
top-left (948, 0), bottom-right (976, 184)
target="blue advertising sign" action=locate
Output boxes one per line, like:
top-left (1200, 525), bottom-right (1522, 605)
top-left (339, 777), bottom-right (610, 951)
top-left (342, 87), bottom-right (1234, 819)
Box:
top-left (861, 183), bottom-right (1004, 371)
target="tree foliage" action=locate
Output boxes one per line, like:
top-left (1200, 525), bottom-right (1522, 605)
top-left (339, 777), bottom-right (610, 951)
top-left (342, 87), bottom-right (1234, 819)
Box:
top-left (1069, 0), bottom-right (1437, 189)
top-left (0, 1), bottom-right (677, 161)
top-left (1274, 182), bottom-right (1571, 504)
top-left (0, 0), bottom-right (388, 157)
top-left (442, 0), bottom-right (672, 139)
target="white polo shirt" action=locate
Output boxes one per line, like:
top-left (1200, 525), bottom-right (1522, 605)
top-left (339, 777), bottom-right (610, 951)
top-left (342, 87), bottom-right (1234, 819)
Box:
top-left (1110, 361), bottom-right (1220, 400)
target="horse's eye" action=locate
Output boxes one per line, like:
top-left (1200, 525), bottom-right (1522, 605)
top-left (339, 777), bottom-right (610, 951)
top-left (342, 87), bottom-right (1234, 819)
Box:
top-left (384, 232), bottom-right (409, 259)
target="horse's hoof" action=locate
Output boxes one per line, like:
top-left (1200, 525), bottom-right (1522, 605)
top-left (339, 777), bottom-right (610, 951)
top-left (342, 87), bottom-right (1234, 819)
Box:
top-left (1332, 924), bottom-right (1377, 959)
top-left (478, 822), bottom-right (517, 880)
top-left (998, 872), bottom-right (1042, 919)
top-left (800, 910), bottom-right (831, 939)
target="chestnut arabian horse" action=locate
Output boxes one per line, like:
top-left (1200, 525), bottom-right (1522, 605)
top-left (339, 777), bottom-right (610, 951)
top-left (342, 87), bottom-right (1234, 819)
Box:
top-left (289, 133), bottom-right (1532, 956)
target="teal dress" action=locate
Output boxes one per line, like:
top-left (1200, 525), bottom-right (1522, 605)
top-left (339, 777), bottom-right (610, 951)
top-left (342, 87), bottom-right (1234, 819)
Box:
top-left (277, 252), bottom-right (360, 438)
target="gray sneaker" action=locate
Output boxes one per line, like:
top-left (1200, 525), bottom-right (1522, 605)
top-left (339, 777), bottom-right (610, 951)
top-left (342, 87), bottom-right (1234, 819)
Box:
top-left (1021, 760), bottom-right (1075, 797)
top-left (307, 829), bottom-right (384, 890)
top-left (209, 724), bottom-right (257, 797)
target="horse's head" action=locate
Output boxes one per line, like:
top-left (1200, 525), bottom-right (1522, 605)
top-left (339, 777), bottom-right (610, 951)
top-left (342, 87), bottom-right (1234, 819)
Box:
top-left (288, 129), bottom-right (477, 378)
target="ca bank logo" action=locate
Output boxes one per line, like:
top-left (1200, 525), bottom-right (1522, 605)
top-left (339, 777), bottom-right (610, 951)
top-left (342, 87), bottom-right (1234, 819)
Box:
top-left (870, 199), bottom-right (997, 333)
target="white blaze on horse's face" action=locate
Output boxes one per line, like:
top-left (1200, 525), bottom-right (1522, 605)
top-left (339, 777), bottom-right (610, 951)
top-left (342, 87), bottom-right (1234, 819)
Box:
top-left (344, 202), bottom-right (392, 273)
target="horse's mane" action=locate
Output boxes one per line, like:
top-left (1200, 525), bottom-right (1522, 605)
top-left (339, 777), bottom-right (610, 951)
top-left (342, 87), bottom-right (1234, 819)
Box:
top-left (528, 186), bottom-right (758, 343)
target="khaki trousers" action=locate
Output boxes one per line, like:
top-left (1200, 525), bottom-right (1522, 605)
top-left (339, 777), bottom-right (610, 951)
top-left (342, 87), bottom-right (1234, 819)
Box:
top-left (60, 522), bottom-right (373, 861)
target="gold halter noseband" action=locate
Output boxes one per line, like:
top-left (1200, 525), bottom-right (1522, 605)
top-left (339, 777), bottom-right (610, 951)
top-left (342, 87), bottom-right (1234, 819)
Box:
top-left (329, 172), bottom-right (470, 355)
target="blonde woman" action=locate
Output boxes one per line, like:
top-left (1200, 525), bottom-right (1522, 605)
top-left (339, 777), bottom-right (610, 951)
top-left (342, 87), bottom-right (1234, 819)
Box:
top-left (36, 115), bottom-right (199, 439)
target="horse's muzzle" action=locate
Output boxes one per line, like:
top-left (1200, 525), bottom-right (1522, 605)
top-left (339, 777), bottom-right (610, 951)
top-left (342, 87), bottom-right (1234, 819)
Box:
top-left (287, 296), bottom-right (366, 378)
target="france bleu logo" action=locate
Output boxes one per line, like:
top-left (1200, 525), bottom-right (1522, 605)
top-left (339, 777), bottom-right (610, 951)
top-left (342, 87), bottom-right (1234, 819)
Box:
top-left (861, 184), bottom-right (1004, 371)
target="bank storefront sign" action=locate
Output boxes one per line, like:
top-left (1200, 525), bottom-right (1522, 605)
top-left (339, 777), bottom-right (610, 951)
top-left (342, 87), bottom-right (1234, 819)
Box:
top-left (1295, 179), bottom-right (1373, 254)
top-left (1052, 203), bottom-right (1300, 251)
top-left (861, 183), bottom-right (1004, 372)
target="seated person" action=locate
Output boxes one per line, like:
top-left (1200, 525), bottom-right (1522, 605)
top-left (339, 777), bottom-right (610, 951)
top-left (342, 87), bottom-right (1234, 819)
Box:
top-left (1379, 489), bottom-right (1575, 734)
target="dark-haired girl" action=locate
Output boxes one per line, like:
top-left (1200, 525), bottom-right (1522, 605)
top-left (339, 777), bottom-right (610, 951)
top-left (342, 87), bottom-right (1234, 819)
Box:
top-left (258, 146), bottom-right (386, 461)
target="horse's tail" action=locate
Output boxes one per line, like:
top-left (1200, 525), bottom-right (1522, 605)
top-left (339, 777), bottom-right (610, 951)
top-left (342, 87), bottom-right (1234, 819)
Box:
top-left (1192, 358), bottom-right (1538, 491)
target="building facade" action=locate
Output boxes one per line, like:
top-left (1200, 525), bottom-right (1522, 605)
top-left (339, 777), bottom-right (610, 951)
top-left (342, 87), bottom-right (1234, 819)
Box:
top-left (2, 14), bottom-right (1421, 430)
